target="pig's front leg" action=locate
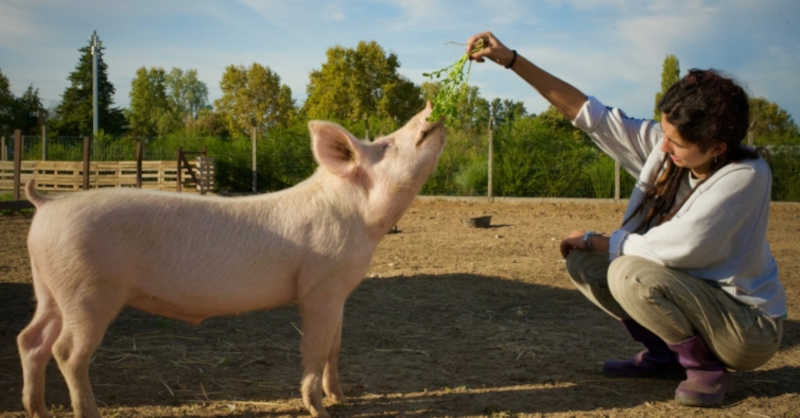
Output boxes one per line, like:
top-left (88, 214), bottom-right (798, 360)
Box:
top-left (322, 315), bottom-right (344, 402)
top-left (298, 295), bottom-right (346, 418)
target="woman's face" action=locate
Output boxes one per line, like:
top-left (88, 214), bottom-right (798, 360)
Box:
top-left (660, 115), bottom-right (725, 179)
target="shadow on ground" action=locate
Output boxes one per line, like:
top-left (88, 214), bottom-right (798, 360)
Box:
top-left (1, 274), bottom-right (798, 416)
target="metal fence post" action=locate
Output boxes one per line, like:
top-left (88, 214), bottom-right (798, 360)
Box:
top-left (251, 126), bottom-right (257, 193)
top-left (488, 116), bottom-right (494, 202)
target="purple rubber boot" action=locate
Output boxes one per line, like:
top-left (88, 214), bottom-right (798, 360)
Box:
top-left (603, 319), bottom-right (683, 378)
top-left (668, 335), bottom-right (730, 407)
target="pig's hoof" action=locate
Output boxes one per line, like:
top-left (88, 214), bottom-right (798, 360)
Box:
top-left (327, 393), bottom-right (344, 404)
top-left (311, 407), bottom-right (331, 418)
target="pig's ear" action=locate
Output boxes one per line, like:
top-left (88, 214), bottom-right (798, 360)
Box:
top-left (309, 121), bottom-right (364, 178)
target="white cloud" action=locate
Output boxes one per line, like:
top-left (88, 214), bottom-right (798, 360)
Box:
top-left (614, 6), bottom-right (716, 60)
top-left (0, 1), bottom-right (44, 43)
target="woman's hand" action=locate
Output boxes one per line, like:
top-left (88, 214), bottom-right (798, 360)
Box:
top-left (466, 31), bottom-right (516, 68)
top-left (560, 230), bottom-right (587, 258)
top-left (560, 230), bottom-right (610, 258)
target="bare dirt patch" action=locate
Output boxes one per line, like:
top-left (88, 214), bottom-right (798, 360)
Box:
top-left (2, 197), bottom-right (799, 417)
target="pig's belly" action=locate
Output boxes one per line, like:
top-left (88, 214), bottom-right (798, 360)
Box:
top-left (126, 276), bottom-right (298, 324)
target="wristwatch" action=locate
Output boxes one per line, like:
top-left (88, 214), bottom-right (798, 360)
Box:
top-left (582, 231), bottom-right (597, 251)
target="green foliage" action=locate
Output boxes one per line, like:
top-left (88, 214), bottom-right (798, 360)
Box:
top-left (165, 68), bottom-right (209, 121)
top-left (422, 40), bottom-right (484, 126)
top-left (421, 128), bottom-right (487, 195)
top-left (12, 39), bottom-right (800, 201)
top-left (0, 69), bottom-right (13, 134)
top-left (0, 69), bottom-right (47, 136)
top-left (490, 98), bottom-right (527, 127)
top-left (654, 54), bottom-right (680, 120)
top-left (12, 85), bottom-right (46, 134)
top-left (215, 63), bottom-right (296, 137)
top-left (493, 116), bottom-right (595, 197)
top-left (304, 41), bottom-right (423, 137)
top-left (128, 67), bottom-right (173, 137)
top-left (766, 147), bottom-right (800, 201)
top-left (584, 152), bottom-right (636, 198)
top-left (748, 97), bottom-right (800, 145)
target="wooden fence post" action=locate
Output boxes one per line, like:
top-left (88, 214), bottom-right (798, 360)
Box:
top-left (136, 140), bottom-right (143, 188)
top-left (614, 159), bottom-right (620, 201)
top-left (201, 144), bottom-right (208, 195)
top-left (41, 125), bottom-right (47, 160)
top-left (1, 136), bottom-right (6, 161)
top-left (82, 136), bottom-right (91, 190)
top-left (176, 147), bottom-right (183, 192)
top-left (13, 130), bottom-right (22, 200)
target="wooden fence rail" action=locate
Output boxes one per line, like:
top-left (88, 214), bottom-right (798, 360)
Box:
top-left (0, 158), bottom-right (215, 193)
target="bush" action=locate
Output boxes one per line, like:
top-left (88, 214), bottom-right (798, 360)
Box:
top-left (493, 117), bottom-right (595, 197)
top-left (766, 146), bottom-right (800, 201)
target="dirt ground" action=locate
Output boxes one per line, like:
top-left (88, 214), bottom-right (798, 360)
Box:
top-left (1, 197), bottom-right (799, 417)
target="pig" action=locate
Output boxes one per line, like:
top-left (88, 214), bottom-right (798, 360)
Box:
top-left (17, 102), bottom-right (445, 418)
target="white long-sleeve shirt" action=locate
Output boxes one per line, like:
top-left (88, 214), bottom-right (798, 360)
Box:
top-left (572, 96), bottom-right (787, 318)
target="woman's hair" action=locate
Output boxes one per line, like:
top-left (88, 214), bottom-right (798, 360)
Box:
top-left (623, 69), bottom-right (758, 232)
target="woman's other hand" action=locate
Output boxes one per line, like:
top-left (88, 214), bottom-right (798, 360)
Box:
top-left (560, 230), bottom-right (587, 258)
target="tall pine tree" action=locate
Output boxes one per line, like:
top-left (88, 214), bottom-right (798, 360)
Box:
top-left (654, 54), bottom-right (680, 120)
top-left (50, 31), bottom-right (125, 136)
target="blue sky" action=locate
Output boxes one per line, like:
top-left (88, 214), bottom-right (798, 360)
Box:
top-left (2, 0), bottom-right (799, 122)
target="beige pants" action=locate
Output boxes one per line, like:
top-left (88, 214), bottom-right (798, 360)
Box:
top-left (566, 251), bottom-right (783, 371)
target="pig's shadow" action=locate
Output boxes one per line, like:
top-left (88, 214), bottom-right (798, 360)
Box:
top-left (1, 275), bottom-right (798, 416)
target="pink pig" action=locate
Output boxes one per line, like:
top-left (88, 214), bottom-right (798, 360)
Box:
top-left (17, 102), bottom-right (445, 418)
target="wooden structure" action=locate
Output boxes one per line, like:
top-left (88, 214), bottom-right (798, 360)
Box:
top-left (0, 158), bottom-right (215, 193)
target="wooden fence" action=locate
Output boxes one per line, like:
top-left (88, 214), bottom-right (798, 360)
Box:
top-left (1, 131), bottom-right (215, 210)
top-left (0, 158), bottom-right (215, 193)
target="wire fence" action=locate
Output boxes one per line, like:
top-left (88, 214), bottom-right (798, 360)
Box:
top-left (0, 135), bottom-right (186, 162)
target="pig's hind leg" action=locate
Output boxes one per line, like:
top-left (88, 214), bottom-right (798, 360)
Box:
top-left (50, 280), bottom-right (127, 418)
top-left (17, 272), bottom-right (62, 418)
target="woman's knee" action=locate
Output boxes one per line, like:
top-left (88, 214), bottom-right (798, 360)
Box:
top-left (565, 250), bottom-right (608, 285)
top-left (607, 256), bottom-right (667, 303)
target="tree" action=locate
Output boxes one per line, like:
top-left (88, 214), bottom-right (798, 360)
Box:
top-left (50, 32), bottom-right (125, 136)
top-left (0, 69), bottom-right (14, 134)
top-left (654, 54), bottom-right (680, 120)
top-left (304, 41), bottom-right (423, 136)
top-left (490, 98), bottom-right (527, 127)
top-left (165, 68), bottom-right (209, 122)
top-left (214, 63), bottom-right (295, 136)
top-left (193, 107), bottom-right (229, 138)
top-left (13, 85), bottom-right (47, 134)
top-left (128, 67), bottom-right (174, 137)
top-left (748, 97), bottom-right (800, 145)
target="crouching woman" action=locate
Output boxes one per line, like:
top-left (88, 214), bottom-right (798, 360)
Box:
top-left (465, 31), bottom-right (787, 408)
top-left (560, 70), bottom-right (786, 406)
